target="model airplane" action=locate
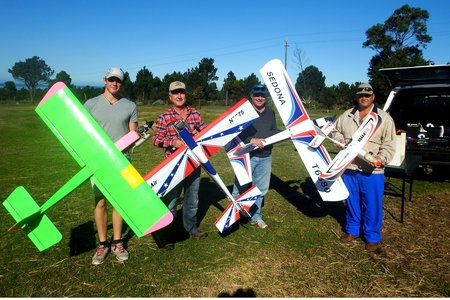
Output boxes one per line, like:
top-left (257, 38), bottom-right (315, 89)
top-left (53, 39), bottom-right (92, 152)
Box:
top-left (144, 98), bottom-right (262, 233)
top-left (173, 119), bottom-right (261, 232)
top-left (3, 82), bottom-right (173, 251)
top-left (257, 59), bottom-right (349, 201)
top-left (318, 110), bottom-right (382, 181)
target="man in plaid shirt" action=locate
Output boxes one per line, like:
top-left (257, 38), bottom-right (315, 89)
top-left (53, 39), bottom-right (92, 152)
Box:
top-left (152, 81), bottom-right (208, 240)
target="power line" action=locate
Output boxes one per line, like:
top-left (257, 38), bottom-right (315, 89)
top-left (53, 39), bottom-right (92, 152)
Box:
top-left (284, 39), bottom-right (289, 69)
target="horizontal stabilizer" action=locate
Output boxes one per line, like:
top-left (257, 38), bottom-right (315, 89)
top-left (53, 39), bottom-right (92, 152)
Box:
top-left (214, 185), bottom-right (261, 233)
top-left (313, 116), bottom-right (335, 128)
top-left (115, 131), bottom-right (140, 151)
top-left (3, 187), bottom-right (62, 251)
top-left (309, 121), bottom-right (335, 148)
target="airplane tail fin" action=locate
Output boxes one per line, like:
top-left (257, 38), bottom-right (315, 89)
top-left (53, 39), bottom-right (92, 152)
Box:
top-left (225, 137), bottom-right (252, 185)
top-left (3, 187), bottom-right (62, 251)
top-left (309, 121), bottom-right (335, 148)
top-left (214, 185), bottom-right (261, 233)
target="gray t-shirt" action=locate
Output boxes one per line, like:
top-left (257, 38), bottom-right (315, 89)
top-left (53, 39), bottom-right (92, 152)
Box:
top-left (84, 94), bottom-right (138, 142)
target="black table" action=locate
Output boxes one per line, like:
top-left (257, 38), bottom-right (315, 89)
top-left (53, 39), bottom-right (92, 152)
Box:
top-left (384, 154), bottom-right (422, 222)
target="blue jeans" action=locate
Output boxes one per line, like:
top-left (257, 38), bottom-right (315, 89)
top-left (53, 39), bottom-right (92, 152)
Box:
top-left (342, 169), bottom-right (385, 243)
top-left (232, 155), bottom-right (272, 222)
top-left (164, 168), bottom-right (201, 234)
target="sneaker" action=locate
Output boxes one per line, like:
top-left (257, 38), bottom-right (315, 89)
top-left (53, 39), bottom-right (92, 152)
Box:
top-left (111, 242), bottom-right (129, 262)
top-left (92, 244), bottom-right (110, 265)
top-left (251, 219), bottom-right (269, 229)
top-left (190, 230), bottom-right (208, 239)
top-left (163, 243), bottom-right (175, 251)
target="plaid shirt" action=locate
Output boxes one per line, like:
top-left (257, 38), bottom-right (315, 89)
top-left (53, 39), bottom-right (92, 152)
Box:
top-left (152, 106), bottom-right (206, 157)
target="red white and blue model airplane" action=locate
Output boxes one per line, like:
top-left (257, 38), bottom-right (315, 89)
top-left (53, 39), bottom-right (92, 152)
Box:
top-left (144, 99), bottom-right (262, 233)
top-left (229, 59), bottom-right (350, 201)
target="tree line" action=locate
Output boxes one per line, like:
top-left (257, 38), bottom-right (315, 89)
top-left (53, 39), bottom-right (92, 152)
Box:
top-left (1, 5), bottom-right (437, 109)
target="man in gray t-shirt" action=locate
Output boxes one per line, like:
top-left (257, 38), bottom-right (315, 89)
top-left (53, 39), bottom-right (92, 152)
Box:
top-left (84, 67), bottom-right (138, 265)
top-left (85, 94), bottom-right (137, 143)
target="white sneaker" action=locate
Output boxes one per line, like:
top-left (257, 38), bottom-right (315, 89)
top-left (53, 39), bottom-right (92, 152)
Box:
top-left (92, 245), bottom-right (110, 265)
top-left (251, 219), bottom-right (269, 229)
top-left (111, 242), bottom-right (129, 262)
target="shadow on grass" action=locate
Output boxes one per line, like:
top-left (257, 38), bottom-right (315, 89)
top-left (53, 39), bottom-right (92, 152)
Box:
top-left (151, 212), bottom-right (190, 249)
top-left (198, 178), bottom-right (255, 237)
top-left (270, 173), bottom-right (346, 229)
top-left (218, 287), bottom-right (256, 297)
top-left (69, 221), bottom-right (96, 256)
top-left (150, 178), bottom-right (221, 249)
top-left (198, 177), bottom-right (226, 223)
top-left (69, 220), bottom-right (140, 256)
top-left (196, 174), bottom-right (347, 235)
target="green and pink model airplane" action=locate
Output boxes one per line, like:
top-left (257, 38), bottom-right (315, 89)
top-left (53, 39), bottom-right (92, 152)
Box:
top-left (3, 82), bottom-right (173, 251)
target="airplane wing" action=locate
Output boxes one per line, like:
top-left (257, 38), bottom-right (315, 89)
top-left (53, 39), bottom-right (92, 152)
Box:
top-left (143, 98), bottom-right (260, 197)
top-left (319, 111), bottom-right (382, 181)
top-left (259, 59), bottom-right (349, 201)
top-left (3, 82), bottom-right (172, 251)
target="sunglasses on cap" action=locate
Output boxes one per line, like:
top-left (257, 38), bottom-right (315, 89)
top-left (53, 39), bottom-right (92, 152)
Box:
top-left (170, 89), bottom-right (186, 95)
top-left (252, 93), bottom-right (267, 98)
top-left (357, 87), bottom-right (373, 92)
top-left (107, 77), bottom-right (122, 83)
top-left (252, 86), bottom-right (266, 92)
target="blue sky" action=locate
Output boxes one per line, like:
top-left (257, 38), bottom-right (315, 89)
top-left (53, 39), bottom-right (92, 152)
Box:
top-left (1, 0), bottom-right (449, 88)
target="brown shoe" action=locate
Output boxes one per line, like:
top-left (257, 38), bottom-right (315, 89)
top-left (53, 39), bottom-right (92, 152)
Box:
top-left (340, 233), bottom-right (358, 243)
top-left (190, 230), bottom-right (208, 239)
top-left (365, 242), bottom-right (379, 252)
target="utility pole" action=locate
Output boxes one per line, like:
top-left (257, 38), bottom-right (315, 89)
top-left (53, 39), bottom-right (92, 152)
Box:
top-left (284, 39), bottom-right (289, 69)
top-left (225, 89), bottom-right (228, 106)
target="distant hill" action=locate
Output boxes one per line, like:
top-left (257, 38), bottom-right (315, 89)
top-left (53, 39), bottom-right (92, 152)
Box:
top-left (0, 81), bottom-right (48, 89)
top-left (0, 81), bottom-right (101, 89)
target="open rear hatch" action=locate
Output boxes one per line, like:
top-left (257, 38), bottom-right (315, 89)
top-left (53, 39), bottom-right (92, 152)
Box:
top-left (380, 65), bottom-right (450, 166)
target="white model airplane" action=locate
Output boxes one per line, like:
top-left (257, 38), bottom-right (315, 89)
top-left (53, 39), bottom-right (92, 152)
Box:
top-left (256, 59), bottom-right (349, 201)
top-left (318, 110), bottom-right (382, 181)
top-left (143, 98), bottom-right (262, 233)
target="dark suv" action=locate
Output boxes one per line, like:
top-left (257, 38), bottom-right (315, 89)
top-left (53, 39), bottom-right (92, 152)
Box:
top-left (380, 64), bottom-right (450, 168)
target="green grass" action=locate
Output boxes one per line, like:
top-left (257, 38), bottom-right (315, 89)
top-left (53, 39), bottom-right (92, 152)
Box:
top-left (0, 103), bottom-right (449, 297)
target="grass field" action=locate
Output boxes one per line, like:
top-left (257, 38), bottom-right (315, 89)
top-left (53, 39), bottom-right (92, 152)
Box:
top-left (0, 103), bottom-right (449, 297)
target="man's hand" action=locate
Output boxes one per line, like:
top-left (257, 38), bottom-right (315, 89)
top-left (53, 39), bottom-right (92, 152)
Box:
top-left (173, 138), bottom-right (184, 148)
top-left (251, 137), bottom-right (266, 149)
top-left (334, 139), bottom-right (346, 149)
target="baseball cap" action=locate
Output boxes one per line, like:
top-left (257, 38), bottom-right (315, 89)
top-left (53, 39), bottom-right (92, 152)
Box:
top-left (356, 83), bottom-right (374, 95)
top-left (105, 67), bottom-right (124, 81)
top-left (250, 85), bottom-right (268, 96)
top-left (169, 81), bottom-right (186, 92)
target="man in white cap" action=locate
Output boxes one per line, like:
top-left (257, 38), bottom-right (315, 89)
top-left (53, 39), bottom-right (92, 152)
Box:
top-left (152, 81), bottom-right (208, 243)
top-left (84, 67), bottom-right (138, 265)
top-left (331, 83), bottom-right (396, 253)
